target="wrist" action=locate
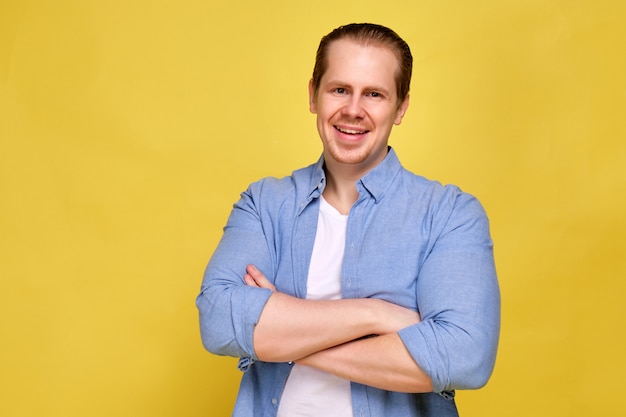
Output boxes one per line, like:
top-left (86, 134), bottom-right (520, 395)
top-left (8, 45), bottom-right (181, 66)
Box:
top-left (359, 298), bottom-right (387, 336)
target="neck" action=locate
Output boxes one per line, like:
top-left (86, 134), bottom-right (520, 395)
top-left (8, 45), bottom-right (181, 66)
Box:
top-left (322, 164), bottom-right (361, 215)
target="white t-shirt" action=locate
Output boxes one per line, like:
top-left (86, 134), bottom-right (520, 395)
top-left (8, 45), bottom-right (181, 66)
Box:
top-left (277, 196), bottom-right (353, 417)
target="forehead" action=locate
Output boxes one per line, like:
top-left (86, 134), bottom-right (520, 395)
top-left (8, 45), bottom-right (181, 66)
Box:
top-left (322, 39), bottom-right (400, 93)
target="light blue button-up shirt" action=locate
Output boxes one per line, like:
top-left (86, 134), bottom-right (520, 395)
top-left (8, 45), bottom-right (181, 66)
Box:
top-left (197, 148), bottom-right (500, 417)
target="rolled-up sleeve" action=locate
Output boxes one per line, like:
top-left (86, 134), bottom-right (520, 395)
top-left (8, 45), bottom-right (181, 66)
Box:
top-left (398, 191), bottom-right (500, 392)
top-left (196, 181), bottom-right (276, 359)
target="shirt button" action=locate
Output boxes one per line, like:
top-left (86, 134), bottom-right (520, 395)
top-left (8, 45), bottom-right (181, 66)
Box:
top-left (272, 398), bottom-right (277, 405)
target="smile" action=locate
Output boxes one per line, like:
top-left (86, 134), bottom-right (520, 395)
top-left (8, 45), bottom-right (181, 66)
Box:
top-left (334, 126), bottom-right (369, 135)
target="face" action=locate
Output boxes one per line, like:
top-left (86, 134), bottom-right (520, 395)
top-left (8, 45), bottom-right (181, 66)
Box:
top-left (309, 38), bottom-right (409, 175)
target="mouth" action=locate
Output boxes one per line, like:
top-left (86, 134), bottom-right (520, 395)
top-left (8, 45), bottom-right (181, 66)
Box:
top-left (334, 125), bottom-right (369, 135)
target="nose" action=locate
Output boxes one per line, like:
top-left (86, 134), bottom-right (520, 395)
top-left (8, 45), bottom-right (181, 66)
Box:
top-left (341, 95), bottom-right (366, 119)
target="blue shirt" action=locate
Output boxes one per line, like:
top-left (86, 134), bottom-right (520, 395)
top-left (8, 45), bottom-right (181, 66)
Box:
top-left (196, 148), bottom-right (500, 417)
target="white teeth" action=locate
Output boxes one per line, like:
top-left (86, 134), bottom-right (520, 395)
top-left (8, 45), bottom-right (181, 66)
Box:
top-left (337, 127), bottom-right (366, 135)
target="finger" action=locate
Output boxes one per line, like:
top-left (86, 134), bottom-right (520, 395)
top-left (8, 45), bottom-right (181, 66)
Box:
top-left (246, 265), bottom-right (276, 291)
top-left (243, 274), bottom-right (259, 287)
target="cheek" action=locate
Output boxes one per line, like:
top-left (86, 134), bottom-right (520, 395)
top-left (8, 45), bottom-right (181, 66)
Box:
top-left (319, 106), bottom-right (339, 123)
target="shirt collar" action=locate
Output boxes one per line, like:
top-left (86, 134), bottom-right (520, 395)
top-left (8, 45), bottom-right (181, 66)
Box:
top-left (307, 146), bottom-right (402, 204)
top-left (358, 146), bottom-right (402, 203)
top-left (305, 155), bottom-right (327, 200)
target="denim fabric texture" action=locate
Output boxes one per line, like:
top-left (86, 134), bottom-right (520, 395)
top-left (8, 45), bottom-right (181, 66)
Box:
top-left (196, 147), bottom-right (500, 417)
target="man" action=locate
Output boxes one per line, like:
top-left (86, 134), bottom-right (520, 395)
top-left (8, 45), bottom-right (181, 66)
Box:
top-left (197, 23), bottom-right (500, 416)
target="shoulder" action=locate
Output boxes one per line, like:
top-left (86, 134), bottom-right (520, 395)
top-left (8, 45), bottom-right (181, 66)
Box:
top-left (402, 167), bottom-right (482, 207)
top-left (396, 168), bottom-right (489, 233)
top-left (239, 162), bottom-right (320, 210)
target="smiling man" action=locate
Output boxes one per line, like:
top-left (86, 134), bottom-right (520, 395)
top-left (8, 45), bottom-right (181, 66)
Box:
top-left (197, 23), bottom-right (500, 417)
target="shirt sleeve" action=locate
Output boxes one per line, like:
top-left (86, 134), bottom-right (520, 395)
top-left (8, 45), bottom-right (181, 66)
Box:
top-left (398, 189), bottom-right (501, 392)
top-left (196, 180), bottom-right (276, 360)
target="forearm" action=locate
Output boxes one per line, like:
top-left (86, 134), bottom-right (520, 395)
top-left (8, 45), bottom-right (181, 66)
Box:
top-left (246, 264), bottom-right (421, 362)
top-left (297, 332), bottom-right (433, 393)
top-left (254, 292), bottom-right (387, 362)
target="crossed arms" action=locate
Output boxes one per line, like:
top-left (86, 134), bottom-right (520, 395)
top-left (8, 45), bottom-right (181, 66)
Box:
top-left (197, 180), bottom-right (500, 394)
top-left (243, 264), bottom-right (433, 393)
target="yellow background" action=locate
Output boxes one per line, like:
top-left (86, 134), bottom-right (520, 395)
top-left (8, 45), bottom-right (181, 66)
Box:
top-left (1, 1), bottom-right (625, 416)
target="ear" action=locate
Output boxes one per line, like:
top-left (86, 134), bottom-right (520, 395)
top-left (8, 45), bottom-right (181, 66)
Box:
top-left (308, 79), bottom-right (317, 114)
top-left (394, 94), bottom-right (410, 125)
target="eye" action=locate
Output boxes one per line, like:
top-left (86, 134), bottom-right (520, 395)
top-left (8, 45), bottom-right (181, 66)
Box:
top-left (368, 91), bottom-right (383, 98)
top-left (334, 87), bottom-right (347, 94)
